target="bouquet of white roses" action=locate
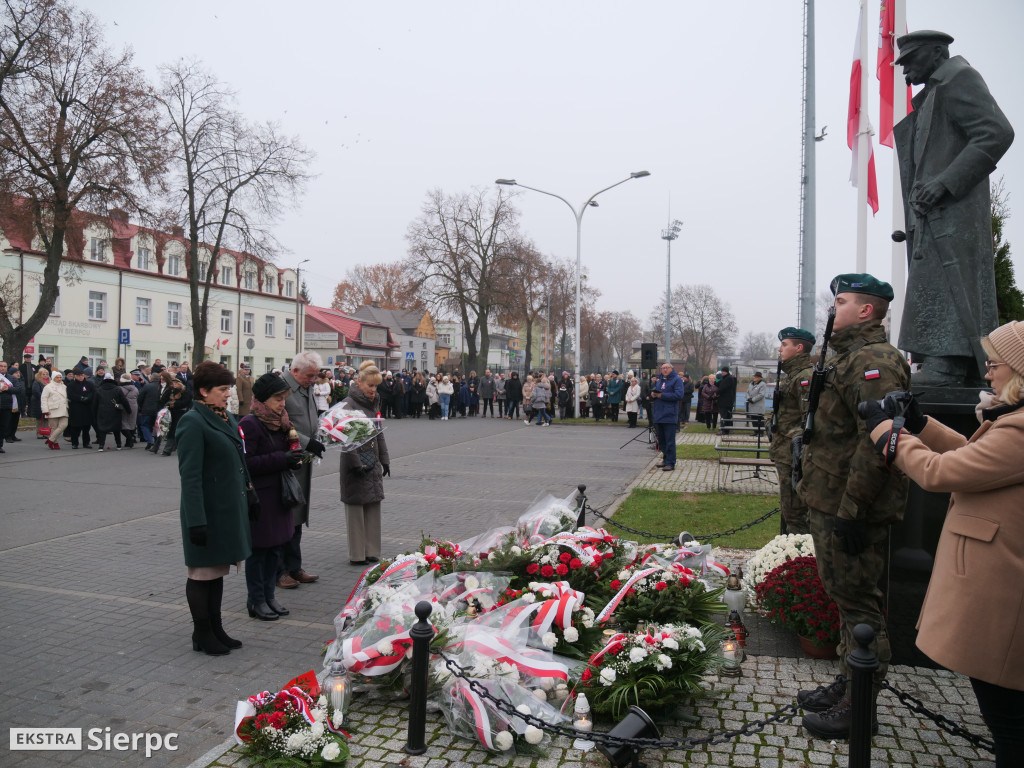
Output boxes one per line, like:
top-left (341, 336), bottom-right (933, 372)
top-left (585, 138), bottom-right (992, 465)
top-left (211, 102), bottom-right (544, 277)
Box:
top-left (742, 533), bottom-right (815, 605)
top-left (316, 404), bottom-right (384, 452)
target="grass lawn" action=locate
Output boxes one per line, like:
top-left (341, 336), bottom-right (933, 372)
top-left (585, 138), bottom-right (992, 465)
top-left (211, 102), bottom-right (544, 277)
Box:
top-left (607, 488), bottom-right (779, 549)
top-left (674, 443), bottom-right (765, 461)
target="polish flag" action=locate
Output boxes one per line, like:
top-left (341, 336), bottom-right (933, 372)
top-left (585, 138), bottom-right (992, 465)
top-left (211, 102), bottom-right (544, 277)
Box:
top-left (877, 0), bottom-right (912, 148)
top-left (849, 9), bottom-right (879, 215)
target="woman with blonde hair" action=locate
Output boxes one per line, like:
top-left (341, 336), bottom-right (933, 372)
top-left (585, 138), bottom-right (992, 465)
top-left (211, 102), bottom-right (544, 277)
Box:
top-left (40, 370), bottom-right (69, 449)
top-left (862, 320), bottom-right (1024, 765)
top-left (437, 375), bottom-right (454, 420)
top-left (339, 361), bottom-right (391, 565)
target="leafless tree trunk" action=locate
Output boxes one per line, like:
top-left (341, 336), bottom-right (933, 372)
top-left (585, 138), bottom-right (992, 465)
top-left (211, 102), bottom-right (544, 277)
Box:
top-left (159, 61), bottom-right (313, 366)
top-left (0, 0), bottom-right (168, 365)
top-left (607, 311), bottom-right (642, 372)
top-left (649, 284), bottom-right (737, 375)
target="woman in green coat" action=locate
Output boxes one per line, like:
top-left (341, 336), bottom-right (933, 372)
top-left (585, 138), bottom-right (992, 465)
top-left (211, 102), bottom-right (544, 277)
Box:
top-left (177, 361), bottom-right (253, 656)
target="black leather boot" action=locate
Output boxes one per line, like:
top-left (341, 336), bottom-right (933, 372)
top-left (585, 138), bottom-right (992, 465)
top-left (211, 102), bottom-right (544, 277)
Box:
top-left (802, 691), bottom-right (879, 740)
top-left (186, 579), bottom-right (230, 655)
top-left (208, 577), bottom-right (242, 649)
top-left (797, 675), bottom-right (846, 713)
top-left (247, 602), bottom-right (279, 621)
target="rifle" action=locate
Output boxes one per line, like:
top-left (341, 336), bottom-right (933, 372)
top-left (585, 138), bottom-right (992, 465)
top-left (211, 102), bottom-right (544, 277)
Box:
top-left (766, 355), bottom-right (783, 442)
top-left (791, 306), bottom-right (836, 488)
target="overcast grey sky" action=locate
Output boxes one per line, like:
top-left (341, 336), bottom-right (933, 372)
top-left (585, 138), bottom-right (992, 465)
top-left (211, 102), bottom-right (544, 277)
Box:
top-left (80, 0), bottom-right (1023, 345)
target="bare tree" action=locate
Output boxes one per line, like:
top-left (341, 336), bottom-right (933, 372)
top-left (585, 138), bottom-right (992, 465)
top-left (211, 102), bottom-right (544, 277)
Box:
top-left (495, 239), bottom-right (550, 373)
top-left (405, 187), bottom-right (520, 372)
top-left (580, 308), bottom-right (613, 372)
top-left (159, 60), bottom-right (314, 365)
top-left (649, 284), bottom-right (737, 375)
top-left (607, 311), bottom-right (642, 372)
top-left (331, 261), bottom-right (425, 315)
top-left (739, 331), bottom-right (775, 361)
top-left (0, 1), bottom-right (168, 364)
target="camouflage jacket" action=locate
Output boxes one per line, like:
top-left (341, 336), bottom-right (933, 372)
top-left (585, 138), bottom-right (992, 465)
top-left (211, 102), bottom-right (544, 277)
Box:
top-left (796, 321), bottom-right (911, 524)
top-left (768, 352), bottom-right (813, 465)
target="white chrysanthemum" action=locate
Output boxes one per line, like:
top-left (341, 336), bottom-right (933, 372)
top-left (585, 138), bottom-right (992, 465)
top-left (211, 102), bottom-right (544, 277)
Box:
top-left (498, 662), bottom-right (517, 678)
top-left (310, 721), bottom-right (324, 739)
top-left (285, 732), bottom-right (306, 753)
top-left (542, 632), bottom-right (558, 649)
top-left (331, 709), bottom-right (345, 728)
top-left (658, 653), bottom-right (672, 669)
top-left (525, 725), bottom-right (544, 745)
top-left (495, 730), bottom-right (514, 751)
top-left (511, 546), bottom-right (523, 556)
top-left (522, 593), bottom-right (536, 603)
top-left (321, 741), bottom-right (341, 761)
top-left (662, 637), bottom-right (679, 650)
top-left (464, 575), bottom-right (480, 591)
top-left (528, 581), bottom-right (541, 591)
top-left (516, 704), bottom-right (532, 715)
top-left (376, 639), bottom-right (394, 655)
top-left (599, 667), bottom-right (617, 685)
top-left (563, 626), bottom-right (579, 643)
top-left (311, 707), bottom-right (325, 722)
top-left (629, 647), bottom-right (647, 663)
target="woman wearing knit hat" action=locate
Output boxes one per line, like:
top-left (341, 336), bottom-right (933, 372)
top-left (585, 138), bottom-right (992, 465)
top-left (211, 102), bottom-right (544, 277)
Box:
top-left (860, 320), bottom-right (1024, 764)
top-left (40, 370), bottom-right (68, 449)
top-left (238, 374), bottom-right (306, 621)
top-left (118, 373), bottom-right (139, 448)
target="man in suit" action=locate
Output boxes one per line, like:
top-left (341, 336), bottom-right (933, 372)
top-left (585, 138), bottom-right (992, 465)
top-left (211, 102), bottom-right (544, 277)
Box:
top-left (177, 361), bottom-right (193, 391)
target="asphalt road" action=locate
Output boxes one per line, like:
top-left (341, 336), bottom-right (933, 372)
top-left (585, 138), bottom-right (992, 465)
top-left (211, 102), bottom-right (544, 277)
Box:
top-left (0, 415), bottom-right (654, 767)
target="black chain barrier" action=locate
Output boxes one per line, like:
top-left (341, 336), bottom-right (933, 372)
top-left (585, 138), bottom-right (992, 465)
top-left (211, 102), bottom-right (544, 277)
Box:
top-left (881, 681), bottom-right (995, 754)
top-left (437, 651), bottom-right (824, 751)
top-left (587, 503), bottom-right (780, 544)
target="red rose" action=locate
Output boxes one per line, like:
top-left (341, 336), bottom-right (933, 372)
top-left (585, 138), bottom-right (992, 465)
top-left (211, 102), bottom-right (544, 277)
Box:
top-left (526, 563), bottom-right (540, 575)
top-left (610, 580), bottom-right (621, 590)
top-left (626, 588), bottom-right (636, 597)
top-left (430, 563), bottom-right (441, 570)
top-left (541, 565), bottom-right (555, 578)
top-left (581, 668), bottom-right (593, 681)
top-left (556, 564), bottom-right (569, 576)
top-left (559, 552), bottom-right (572, 563)
top-left (655, 581), bottom-right (668, 591)
top-left (569, 558), bottom-right (582, 570)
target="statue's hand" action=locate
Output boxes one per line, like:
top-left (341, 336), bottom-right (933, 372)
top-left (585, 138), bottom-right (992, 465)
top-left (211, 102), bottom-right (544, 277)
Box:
top-left (909, 179), bottom-right (947, 214)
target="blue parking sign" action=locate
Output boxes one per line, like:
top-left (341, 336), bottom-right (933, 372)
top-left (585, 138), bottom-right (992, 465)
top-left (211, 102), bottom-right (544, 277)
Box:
top-left (119, 328), bottom-right (130, 345)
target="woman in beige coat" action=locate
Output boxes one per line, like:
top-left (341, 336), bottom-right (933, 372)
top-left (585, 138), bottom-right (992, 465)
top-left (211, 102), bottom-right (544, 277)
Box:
top-left (865, 320), bottom-right (1024, 766)
top-left (40, 370), bottom-right (69, 449)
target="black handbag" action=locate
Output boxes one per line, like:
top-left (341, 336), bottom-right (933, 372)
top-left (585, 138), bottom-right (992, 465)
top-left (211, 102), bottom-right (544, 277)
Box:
top-left (246, 482), bottom-right (261, 521)
top-left (281, 469), bottom-right (306, 508)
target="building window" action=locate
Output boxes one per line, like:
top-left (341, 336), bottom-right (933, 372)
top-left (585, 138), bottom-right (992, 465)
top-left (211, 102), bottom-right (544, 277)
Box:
top-left (137, 247), bottom-right (151, 270)
top-left (88, 348), bottom-right (106, 369)
top-left (39, 344), bottom-right (57, 361)
top-left (167, 302), bottom-right (182, 327)
top-left (409, 340), bottom-right (414, 348)
top-left (244, 271), bottom-right (255, 290)
top-left (135, 350), bottom-right (151, 365)
top-left (88, 237), bottom-right (105, 262)
top-left (264, 275), bottom-right (275, 293)
top-left (243, 355), bottom-right (253, 368)
top-left (438, 333), bottom-right (451, 345)
top-left (284, 318), bottom-right (295, 339)
top-left (166, 352), bottom-right (180, 366)
top-left (265, 357), bottom-right (274, 373)
top-left (243, 312), bottom-right (254, 335)
top-left (88, 291), bottom-right (106, 321)
top-left (135, 297), bottom-right (152, 325)
top-left (220, 309), bottom-right (233, 333)
top-left (220, 265), bottom-right (232, 285)
top-left (198, 262), bottom-right (208, 282)
top-left (265, 315), bottom-right (275, 336)
top-left (219, 355), bottom-right (231, 368)
top-left (284, 280), bottom-right (294, 298)
top-left (167, 254), bottom-right (181, 276)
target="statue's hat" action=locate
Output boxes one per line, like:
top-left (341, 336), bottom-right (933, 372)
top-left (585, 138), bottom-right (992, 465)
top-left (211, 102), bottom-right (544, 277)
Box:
top-left (895, 30), bottom-right (954, 64)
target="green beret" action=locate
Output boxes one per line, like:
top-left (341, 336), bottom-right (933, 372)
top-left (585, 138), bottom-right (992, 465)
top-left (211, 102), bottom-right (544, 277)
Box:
top-left (894, 30), bottom-right (953, 65)
top-left (778, 327), bottom-right (816, 345)
top-left (829, 273), bottom-right (894, 302)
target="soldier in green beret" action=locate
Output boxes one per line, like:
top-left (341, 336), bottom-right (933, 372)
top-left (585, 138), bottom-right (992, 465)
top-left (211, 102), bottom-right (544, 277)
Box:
top-left (795, 273), bottom-right (911, 739)
top-left (769, 327), bottom-right (816, 535)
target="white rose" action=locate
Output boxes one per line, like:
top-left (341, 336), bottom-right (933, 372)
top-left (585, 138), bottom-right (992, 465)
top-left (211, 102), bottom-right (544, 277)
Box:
top-left (310, 721), bottom-right (324, 738)
top-left (321, 741), bottom-right (341, 761)
top-left (563, 626), bottom-right (580, 643)
top-left (542, 632), bottom-right (558, 649)
top-left (658, 654), bottom-right (672, 669)
top-left (511, 546), bottom-right (523, 556)
top-left (464, 575), bottom-right (480, 590)
top-left (525, 725), bottom-right (544, 745)
top-left (599, 667), bottom-right (616, 685)
top-left (495, 730), bottom-right (514, 751)
top-left (629, 647), bottom-right (647, 663)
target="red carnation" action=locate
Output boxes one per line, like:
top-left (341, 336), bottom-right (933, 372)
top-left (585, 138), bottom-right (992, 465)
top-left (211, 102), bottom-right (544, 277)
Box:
top-left (424, 553), bottom-right (436, 561)
top-left (581, 668), bottom-right (593, 681)
top-left (430, 563), bottom-right (441, 570)
top-left (269, 712), bottom-right (287, 729)
top-left (526, 563), bottom-right (540, 575)
top-left (610, 580), bottom-right (621, 590)
top-left (569, 558), bottom-right (582, 569)
top-left (556, 563), bottom-right (569, 576)
top-left (541, 565), bottom-right (555, 578)
top-left (655, 581), bottom-right (668, 591)
top-left (559, 552), bottom-right (572, 563)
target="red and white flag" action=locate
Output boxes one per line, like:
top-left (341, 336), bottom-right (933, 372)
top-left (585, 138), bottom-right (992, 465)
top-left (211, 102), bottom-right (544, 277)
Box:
top-left (877, 0), bottom-right (913, 148)
top-left (849, 8), bottom-right (879, 215)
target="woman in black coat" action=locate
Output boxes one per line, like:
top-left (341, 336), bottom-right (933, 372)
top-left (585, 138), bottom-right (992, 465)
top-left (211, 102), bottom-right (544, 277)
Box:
top-left (239, 374), bottom-right (305, 622)
top-left (92, 373), bottom-right (129, 450)
top-left (408, 375), bottom-right (426, 418)
top-left (504, 372), bottom-right (523, 420)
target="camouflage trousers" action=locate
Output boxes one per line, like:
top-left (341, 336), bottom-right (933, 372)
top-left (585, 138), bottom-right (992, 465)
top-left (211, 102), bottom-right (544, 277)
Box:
top-left (809, 509), bottom-right (890, 685)
top-left (776, 461), bottom-right (809, 535)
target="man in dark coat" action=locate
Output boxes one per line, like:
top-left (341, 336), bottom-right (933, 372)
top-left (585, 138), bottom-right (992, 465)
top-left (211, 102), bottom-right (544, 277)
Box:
top-left (893, 30), bottom-right (1014, 387)
top-left (651, 362), bottom-right (686, 471)
top-left (0, 362), bottom-right (14, 452)
top-left (92, 373), bottom-right (129, 450)
top-left (66, 369), bottom-right (96, 449)
top-left (137, 373), bottom-right (162, 449)
top-left (5, 366), bottom-right (25, 441)
top-left (716, 366), bottom-right (737, 434)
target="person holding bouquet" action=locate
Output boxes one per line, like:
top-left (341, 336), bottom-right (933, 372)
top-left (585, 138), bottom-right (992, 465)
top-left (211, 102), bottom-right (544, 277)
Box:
top-left (339, 361), bottom-right (391, 566)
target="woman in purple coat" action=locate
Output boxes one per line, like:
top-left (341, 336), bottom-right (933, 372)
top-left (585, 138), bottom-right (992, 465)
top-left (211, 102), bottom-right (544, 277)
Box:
top-left (239, 373), bottom-right (306, 621)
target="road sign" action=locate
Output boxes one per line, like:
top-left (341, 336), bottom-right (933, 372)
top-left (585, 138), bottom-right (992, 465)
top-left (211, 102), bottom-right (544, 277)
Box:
top-left (119, 329), bottom-right (130, 345)
top-left (246, 338), bottom-right (255, 350)
top-left (405, 352), bottom-right (415, 359)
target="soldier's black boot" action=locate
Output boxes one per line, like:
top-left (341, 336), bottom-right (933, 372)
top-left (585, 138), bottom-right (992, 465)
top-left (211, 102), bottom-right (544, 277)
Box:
top-left (797, 675), bottom-right (846, 713)
top-left (802, 691), bottom-right (879, 740)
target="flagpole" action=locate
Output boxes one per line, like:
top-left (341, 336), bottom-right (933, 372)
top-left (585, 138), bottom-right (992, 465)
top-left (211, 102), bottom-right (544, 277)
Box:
top-left (855, 0), bottom-right (870, 272)
top-left (889, 0), bottom-right (908, 347)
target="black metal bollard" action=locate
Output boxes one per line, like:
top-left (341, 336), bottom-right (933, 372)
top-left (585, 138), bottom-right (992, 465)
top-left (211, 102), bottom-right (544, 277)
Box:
top-left (405, 600), bottom-right (434, 755)
top-left (848, 623), bottom-right (879, 768)
top-left (576, 484), bottom-right (588, 528)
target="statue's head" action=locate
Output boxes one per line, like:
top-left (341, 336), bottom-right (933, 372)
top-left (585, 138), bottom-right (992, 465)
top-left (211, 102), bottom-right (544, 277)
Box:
top-left (895, 30), bottom-right (953, 86)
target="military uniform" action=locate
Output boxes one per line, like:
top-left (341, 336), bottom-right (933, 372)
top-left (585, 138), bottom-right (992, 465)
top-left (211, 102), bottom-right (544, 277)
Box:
top-left (797, 318), bottom-right (910, 685)
top-left (769, 351), bottom-right (814, 534)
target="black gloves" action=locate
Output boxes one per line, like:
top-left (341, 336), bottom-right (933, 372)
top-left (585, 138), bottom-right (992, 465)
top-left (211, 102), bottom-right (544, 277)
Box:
top-left (286, 449), bottom-right (305, 470)
top-left (901, 396), bottom-right (927, 433)
top-left (382, 464), bottom-right (391, 477)
top-left (858, 399), bottom-right (890, 433)
top-left (834, 517), bottom-right (867, 556)
top-left (858, 391), bottom-right (927, 434)
top-left (189, 525), bottom-right (208, 547)
top-left (306, 438), bottom-right (326, 458)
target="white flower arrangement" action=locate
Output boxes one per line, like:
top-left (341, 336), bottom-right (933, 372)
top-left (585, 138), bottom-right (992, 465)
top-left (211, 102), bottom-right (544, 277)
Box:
top-left (742, 534), bottom-right (815, 601)
top-left (563, 626), bottom-right (580, 643)
top-left (495, 730), bottom-right (514, 751)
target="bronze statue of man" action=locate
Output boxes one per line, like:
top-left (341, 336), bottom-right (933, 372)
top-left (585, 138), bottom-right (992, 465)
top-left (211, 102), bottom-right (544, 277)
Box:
top-left (893, 30), bottom-right (1014, 387)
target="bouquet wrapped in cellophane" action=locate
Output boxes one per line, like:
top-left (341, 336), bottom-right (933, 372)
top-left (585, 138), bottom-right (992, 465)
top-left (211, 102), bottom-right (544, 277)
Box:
top-left (316, 404), bottom-right (385, 453)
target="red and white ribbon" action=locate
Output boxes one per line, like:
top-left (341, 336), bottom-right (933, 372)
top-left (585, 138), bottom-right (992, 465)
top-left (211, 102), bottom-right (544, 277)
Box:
top-left (588, 632), bottom-right (628, 665)
top-left (596, 567), bottom-right (662, 623)
top-left (575, 526), bottom-right (617, 544)
top-left (454, 680), bottom-right (495, 750)
top-left (463, 633), bottom-right (568, 681)
top-left (341, 631), bottom-right (412, 676)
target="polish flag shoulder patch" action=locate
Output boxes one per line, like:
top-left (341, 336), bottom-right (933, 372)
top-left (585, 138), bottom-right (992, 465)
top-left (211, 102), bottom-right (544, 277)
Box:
top-left (800, 379), bottom-right (810, 387)
top-left (864, 369), bottom-right (881, 380)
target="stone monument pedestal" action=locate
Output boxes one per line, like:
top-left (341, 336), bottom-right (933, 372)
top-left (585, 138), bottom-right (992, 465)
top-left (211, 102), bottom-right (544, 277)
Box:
top-left (886, 387), bottom-right (981, 667)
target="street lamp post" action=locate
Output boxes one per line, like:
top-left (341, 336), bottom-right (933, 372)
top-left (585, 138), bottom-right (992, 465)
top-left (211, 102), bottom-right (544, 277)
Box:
top-left (495, 172), bottom-right (650, 382)
top-left (661, 220), bottom-right (682, 365)
top-left (295, 258), bottom-right (309, 355)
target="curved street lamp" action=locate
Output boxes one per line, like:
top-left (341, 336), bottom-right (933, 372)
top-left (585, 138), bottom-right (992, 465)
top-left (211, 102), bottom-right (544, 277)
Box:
top-left (495, 171), bottom-right (650, 381)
